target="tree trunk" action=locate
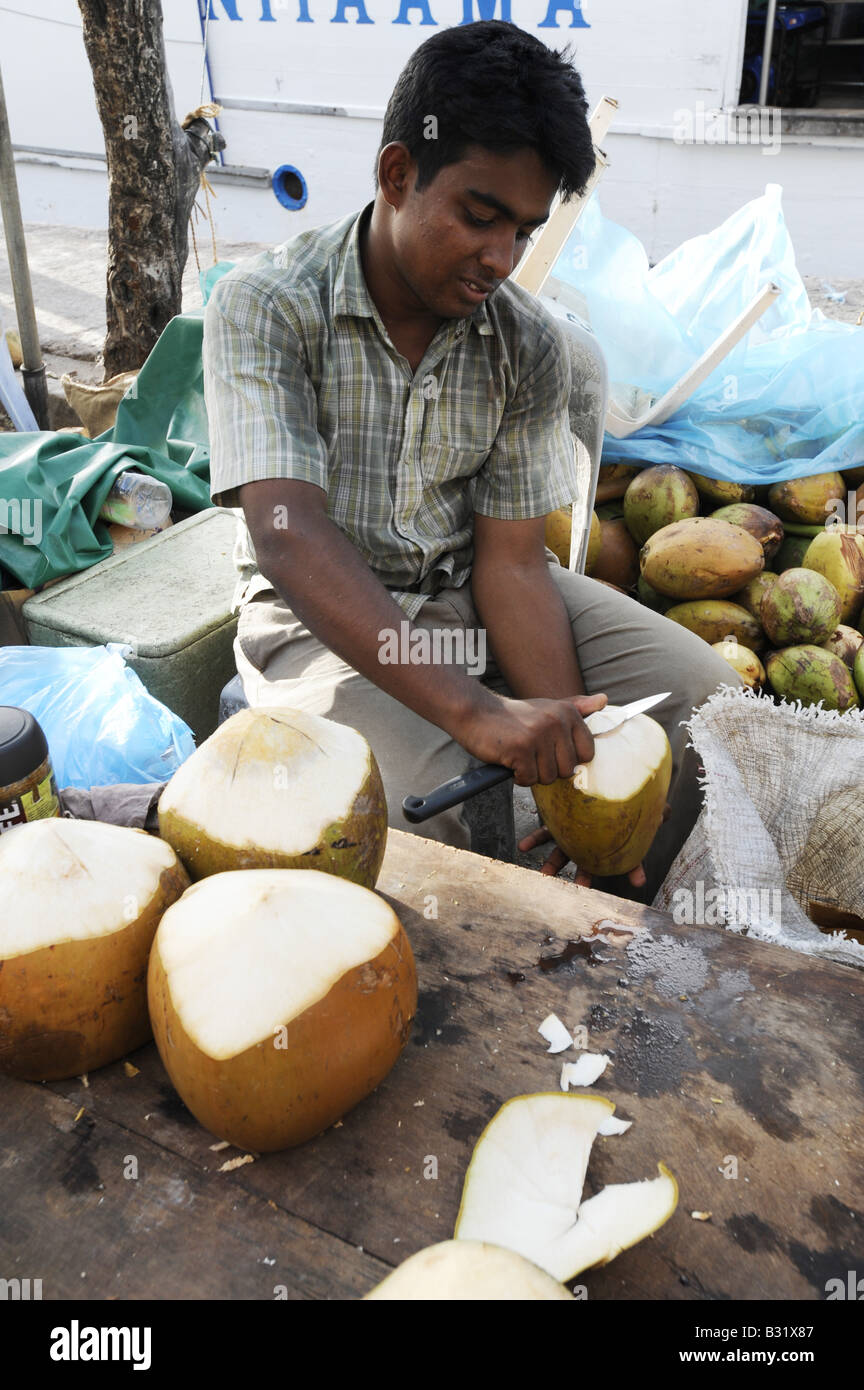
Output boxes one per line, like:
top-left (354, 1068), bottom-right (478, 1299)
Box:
top-left (77, 0), bottom-right (225, 379)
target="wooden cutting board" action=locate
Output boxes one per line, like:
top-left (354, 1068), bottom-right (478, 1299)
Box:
top-left (0, 829), bottom-right (860, 1300)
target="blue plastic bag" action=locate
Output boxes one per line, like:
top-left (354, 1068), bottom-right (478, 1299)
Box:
top-left (552, 184), bottom-right (864, 483)
top-left (0, 643), bottom-right (195, 789)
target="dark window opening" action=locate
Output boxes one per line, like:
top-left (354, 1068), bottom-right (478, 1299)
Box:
top-left (740, 2), bottom-right (864, 110)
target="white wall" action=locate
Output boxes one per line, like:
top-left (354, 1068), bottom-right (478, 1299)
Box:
top-left (4, 0), bottom-right (862, 276)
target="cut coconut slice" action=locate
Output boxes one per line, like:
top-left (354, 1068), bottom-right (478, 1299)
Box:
top-left (0, 818), bottom-right (189, 1080)
top-left (538, 1013), bottom-right (573, 1053)
top-left (148, 870), bottom-right (417, 1151)
top-left (544, 1167), bottom-right (678, 1277)
top-left (364, 1240), bottom-right (574, 1301)
top-left (158, 706), bottom-right (388, 889)
top-left (560, 1053), bottom-right (610, 1089)
top-left (454, 1093), bottom-right (677, 1282)
top-left (597, 1113), bottom-right (632, 1136)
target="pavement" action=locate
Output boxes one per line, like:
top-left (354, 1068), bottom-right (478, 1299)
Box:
top-left (2, 222), bottom-right (862, 420)
top-left (0, 225), bottom-right (268, 427)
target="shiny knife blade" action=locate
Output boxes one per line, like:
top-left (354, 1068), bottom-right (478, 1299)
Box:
top-left (592, 690), bottom-right (671, 735)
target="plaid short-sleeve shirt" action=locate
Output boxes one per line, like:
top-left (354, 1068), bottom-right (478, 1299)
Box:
top-left (204, 200), bottom-right (581, 618)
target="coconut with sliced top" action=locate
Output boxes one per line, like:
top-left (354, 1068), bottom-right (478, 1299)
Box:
top-left (364, 1241), bottom-right (575, 1301)
top-left (158, 706), bottom-right (387, 889)
top-left (0, 818), bottom-right (189, 1081)
top-left (532, 706), bottom-right (672, 877)
top-left (454, 1093), bottom-right (678, 1281)
top-left (147, 869), bottom-right (417, 1151)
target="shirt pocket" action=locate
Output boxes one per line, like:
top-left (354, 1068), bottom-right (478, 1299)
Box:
top-left (426, 401), bottom-right (500, 455)
top-left (422, 399), bottom-right (501, 489)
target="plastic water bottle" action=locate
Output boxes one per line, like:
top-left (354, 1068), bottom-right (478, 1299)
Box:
top-left (99, 471), bottom-right (172, 530)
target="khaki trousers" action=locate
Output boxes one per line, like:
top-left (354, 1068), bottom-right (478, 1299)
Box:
top-left (233, 560), bottom-right (741, 902)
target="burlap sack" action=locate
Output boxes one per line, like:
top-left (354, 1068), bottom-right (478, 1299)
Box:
top-left (654, 685), bottom-right (864, 969)
top-left (61, 370), bottom-right (138, 438)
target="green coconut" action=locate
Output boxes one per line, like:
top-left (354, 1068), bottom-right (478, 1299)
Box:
top-left (636, 575), bottom-right (672, 613)
top-left (622, 465), bottom-right (700, 546)
top-left (640, 517), bottom-right (764, 601)
top-left (687, 472), bottom-right (755, 506)
top-left (664, 600), bottom-right (764, 650)
top-left (822, 625), bottom-right (864, 668)
top-left (711, 640), bottom-right (765, 690)
top-left (802, 530), bottom-right (864, 626)
top-left (733, 572), bottom-right (778, 620)
top-left (766, 646), bottom-right (859, 712)
top-left (768, 473), bottom-right (846, 525)
top-left (710, 503), bottom-right (784, 561)
top-left (774, 534), bottom-right (814, 573)
top-left (158, 706), bottom-right (388, 889)
top-left (760, 568), bottom-right (842, 648)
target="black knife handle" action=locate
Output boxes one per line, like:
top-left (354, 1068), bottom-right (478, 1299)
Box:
top-left (402, 762), bottom-right (514, 823)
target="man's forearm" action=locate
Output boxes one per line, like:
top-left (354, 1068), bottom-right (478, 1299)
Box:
top-left (472, 561), bottom-right (586, 699)
top-left (257, 514), bottom-right (495, 736)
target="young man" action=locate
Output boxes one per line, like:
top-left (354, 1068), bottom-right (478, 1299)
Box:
top-left (204, 20), bottom-right (737, 902)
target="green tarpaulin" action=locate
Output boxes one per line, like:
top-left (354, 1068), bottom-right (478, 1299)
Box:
top-left (0, 310), bottom-right (213, 589)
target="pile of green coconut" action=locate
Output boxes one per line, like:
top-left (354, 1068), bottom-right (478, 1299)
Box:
top-left (547, 464), bottom-right (864, 710)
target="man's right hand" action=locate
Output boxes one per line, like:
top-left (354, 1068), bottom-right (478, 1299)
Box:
top-left (452, 690), bottom-right (608, 786)
top-left (239, 480), bottom-right (607, 790)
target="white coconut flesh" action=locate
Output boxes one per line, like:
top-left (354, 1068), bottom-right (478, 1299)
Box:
top-left (597, 1114), bottom-right (632, 1136)
top-left (574, 709), bottom-right (670, 799)
top-left (155, 870), bottom-right (403, 1060)
top-left (539, 1013), bottom-right (573, 1053)
top-left (560, 1053), bottom-right (610, 1089)
top-left (0, 818), bottom-right (181, 956)
top-left (455, 1094), bottom-right (678, 1283)
top-left (364, 1241), bottom-right (574, 1301)
top-left (158, 706), bottom-right (375, 855)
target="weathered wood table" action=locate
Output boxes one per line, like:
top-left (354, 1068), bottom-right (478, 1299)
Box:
top-left (1, 830), bottom-right (861, 1300)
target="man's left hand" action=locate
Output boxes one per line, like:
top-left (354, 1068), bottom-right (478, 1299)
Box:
top-left (518, 803), bottom-right (672, 891)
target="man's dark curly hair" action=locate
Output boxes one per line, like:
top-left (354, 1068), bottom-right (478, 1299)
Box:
top-left (375, 20), bottom-right (594, 202)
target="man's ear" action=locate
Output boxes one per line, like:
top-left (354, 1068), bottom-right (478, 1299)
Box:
top-left (377, 142), bottom-right (416, 210)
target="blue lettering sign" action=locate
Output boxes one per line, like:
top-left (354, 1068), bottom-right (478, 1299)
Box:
top-left (205, 0), bottom-right (591, 29)
top-left (206, 0), bottom-right (242, 17)
top-left (393, 0), bottom-right (437, 22)
top-left (538, 1), bottom-right (590, 26)
top-left (460, 0), bottom-right (512, 21)
top-left (332, 0), bottom-right (374, 21)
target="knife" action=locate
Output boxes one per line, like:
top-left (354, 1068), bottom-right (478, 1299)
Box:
top-left (401, 692), bottom-right (670, 824)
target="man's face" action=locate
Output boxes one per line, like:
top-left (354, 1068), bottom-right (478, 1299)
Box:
top-left (386, 144), bottom-right (559, 320)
